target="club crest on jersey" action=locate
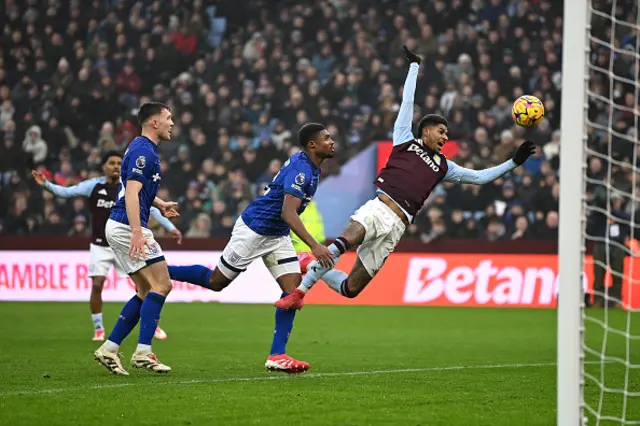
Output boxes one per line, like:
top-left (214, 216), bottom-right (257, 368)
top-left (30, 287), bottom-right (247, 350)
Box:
top-left (407, 144), bottom-right (440, 172)
top-left (295, 173), bottom-right (305, 185)
top-left (136, 156), bottom-right (146, 168)
top-left (434, 155), bottom-right (441, 166)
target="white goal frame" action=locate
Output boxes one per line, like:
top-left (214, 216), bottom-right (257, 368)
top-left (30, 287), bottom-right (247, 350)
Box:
top-left (558, 0), bottom-right (589, 423)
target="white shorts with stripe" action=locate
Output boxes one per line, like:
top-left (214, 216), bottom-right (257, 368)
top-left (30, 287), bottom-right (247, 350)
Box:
top-left (218, 217), bottom-right (300, 280)
top-left (88, 243), bottom-right (127, 278)
top-left (105, 219), bottom-right (166, 275)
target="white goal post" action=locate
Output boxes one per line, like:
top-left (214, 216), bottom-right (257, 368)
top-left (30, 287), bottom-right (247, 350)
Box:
top-left (560, 0), bottom-right (640, 424)
top-left (558, 0), bottom-right (589, 424)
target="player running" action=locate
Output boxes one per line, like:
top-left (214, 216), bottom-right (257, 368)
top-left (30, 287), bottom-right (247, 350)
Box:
top-left (94, 102), bottom-right (179, 375)
top-left (32, 152), bottom-right (181, 342)
top-left (275, 46), bottom-right (536, 309)
top-left (167, 123), bottom-right (335, 373)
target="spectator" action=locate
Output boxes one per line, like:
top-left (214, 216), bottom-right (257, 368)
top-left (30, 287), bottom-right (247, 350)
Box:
top-left (0, 0), bottom-right (634, 244)
top-left (3, 196), bottom-right (34, 236)
top-left (22, 125), bottom-right (48, 166)
top-left (511, 216), bottom-right (532, 240)
top-left (39, 211), bottom-right (67, 235)
top-left (68, 215), bottom-right (90, 237)
top-left (588, 192), bottom-right (628, 308)
top-left (186, 213), bottom-right (212, 238)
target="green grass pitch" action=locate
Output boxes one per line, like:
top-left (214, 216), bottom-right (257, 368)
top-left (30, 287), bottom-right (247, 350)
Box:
top-left (0, 303), bottom-right (637, 425)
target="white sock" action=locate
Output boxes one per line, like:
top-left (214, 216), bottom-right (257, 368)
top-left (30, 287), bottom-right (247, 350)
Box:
top-left (298, 243), bottom-right (343, 293)
top-left (103, 340), bottom-right (119, 353)
top-left (92, 313), bottom-right (104, 331)
top-left (135, 344), bottom-right (152, 354)
top-left (322, 269), bottom-right (349, 294)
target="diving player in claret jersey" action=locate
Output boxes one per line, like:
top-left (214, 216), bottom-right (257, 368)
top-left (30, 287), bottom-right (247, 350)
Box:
top-left (94, 102), bottom-right (180, 376)
top-left (31, 151), bottom-right (180, 342)
top-left (167, 123), bottom-right (335, 373)
top-left (276, 45), bottom-right (536, 310)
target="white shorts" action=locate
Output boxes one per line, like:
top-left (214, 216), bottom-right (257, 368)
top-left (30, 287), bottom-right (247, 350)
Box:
top-left (105, 219), bottom-right (165, 275)
top-left (218, 216), bottom-right (300, 280)
top-left (350, 198), bottom-right (406, 277)
top-left (88, 243), bottom-right (127, 278)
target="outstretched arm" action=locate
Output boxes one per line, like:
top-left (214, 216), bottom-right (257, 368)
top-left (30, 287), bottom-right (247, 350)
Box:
top-left (443, 141), bottom-right (536, 185)
top-left (392, 46), bottom-right (421, 146)
top-left (392, 64), bottom-right (419, 145)
top-left (41, 177), bottom-right (101, 198)
top-left (443, 159), bottom-right (517, 185)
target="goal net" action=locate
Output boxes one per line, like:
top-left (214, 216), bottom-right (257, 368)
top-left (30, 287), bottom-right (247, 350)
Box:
top-left (559, 0), bottom-right (640, 424)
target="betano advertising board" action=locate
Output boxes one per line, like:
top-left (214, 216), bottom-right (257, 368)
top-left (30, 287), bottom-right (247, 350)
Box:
top-left (1, 251), bottom-right (637, 308)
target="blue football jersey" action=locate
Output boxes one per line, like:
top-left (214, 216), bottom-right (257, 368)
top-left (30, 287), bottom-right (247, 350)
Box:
top-left (242, 152), bottom-right (320, 236)
top-left (110, 136), bottom-right (162, 228)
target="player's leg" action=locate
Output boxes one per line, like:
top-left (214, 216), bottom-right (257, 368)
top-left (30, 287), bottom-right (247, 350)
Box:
top-left (333, 252), bottom-right (382, 298)
top-left (298, 220), bottom-right (366, 290)
top-left (274, 220), bottom-right (365, 310)
top-left (608, 245), bottom-right (624, 308)
top-left (113, 251), bottom-right (168, 340)
top-left (592, 242), bottom-right (606, 307)
top-left (167, 255), bottom-right (248, 292)
top-left (276, 198), bottom-right (404, 308)
top-left (93, 221), bottom-right (150, 375)
top-left (167, 217), bottom-right (268, 291)
top-left (95, 281), bottom-right (145, 375)
top-left (263, 241), bottom-right (310, 373)
top-left (128, 257), bottom-right (173, 373)
top-left (330, 209), bottom-right (404, 297)
top-left (90, 276), bottom-right (106, 340)
top-left (88, 244), bottom-right (113, 341)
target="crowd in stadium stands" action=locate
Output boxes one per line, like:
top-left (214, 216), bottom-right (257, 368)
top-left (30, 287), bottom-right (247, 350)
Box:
top-left (0, 0), bottom-right (638, 242)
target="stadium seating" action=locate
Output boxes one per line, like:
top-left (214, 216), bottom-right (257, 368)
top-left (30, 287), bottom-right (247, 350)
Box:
top-left (0, 0), bottom-right (596, 240)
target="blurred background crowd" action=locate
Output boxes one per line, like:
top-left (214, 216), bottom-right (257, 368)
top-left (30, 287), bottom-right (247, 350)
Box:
top-left (0, 0), bottom-right (638, 242)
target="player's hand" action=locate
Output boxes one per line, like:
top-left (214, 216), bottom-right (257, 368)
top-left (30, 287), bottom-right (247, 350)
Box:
top-left (403, 45), bottom-right (421, 66)
top-left (129, 229), bottom-right (151, 262)
top-left (31, 170), bottom-right (47, 186)
top-left (311, 244), bottom-right (335, 269)
top-left (169, 228), bottom-right (183, 245)
top-left (513, 140), bottom-right (536, 165)
top-left (158, 201), bottom-right (180, 218)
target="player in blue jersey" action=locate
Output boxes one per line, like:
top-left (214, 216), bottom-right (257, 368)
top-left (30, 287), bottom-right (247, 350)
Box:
top-left (31, 150), bottom-right (180, 342)
top-left (94, 102), bottom-right (180, 375)
top-left (167, 122), bottom-right (335, 373)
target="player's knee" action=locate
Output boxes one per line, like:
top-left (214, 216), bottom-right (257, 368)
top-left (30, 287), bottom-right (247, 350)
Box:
top-left (275, 272), bottom-right (301, 294)
top-left (91, 278), bottom-right (105, 293)
top-left (155, 279), bottom-right (173, 296)
top-left (343, 288), bottom-right (360, 299)
top-left (342, 280), bottom-right (361, 299)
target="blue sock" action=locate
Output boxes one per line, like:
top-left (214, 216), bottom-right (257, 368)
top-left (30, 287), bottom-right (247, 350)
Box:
top-left (108, 295), bottom-right (143, 345)
top-left (138, 292), bottom-right (166, 345)
top-left (270, 293), bottom-right (297, 355)
top-left (168, 265), bottom-right (213, 289)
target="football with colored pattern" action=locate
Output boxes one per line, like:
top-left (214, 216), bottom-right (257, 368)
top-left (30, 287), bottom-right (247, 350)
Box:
top-left (512, 95), bottom-right (545, 128)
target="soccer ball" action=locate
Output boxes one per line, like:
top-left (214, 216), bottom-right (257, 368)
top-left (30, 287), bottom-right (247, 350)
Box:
top-left (511, 95), bottom-right (545, 128)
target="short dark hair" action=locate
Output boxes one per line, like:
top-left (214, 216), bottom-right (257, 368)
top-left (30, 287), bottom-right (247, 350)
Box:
top-left (417, 114), bottom-right (448, 138)
top-left (102, 150), bottom-right (122, 165)
top-left (297, 122), bottom-right (326, 148)
top-left (137, 102), bottom-right (170, 126)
